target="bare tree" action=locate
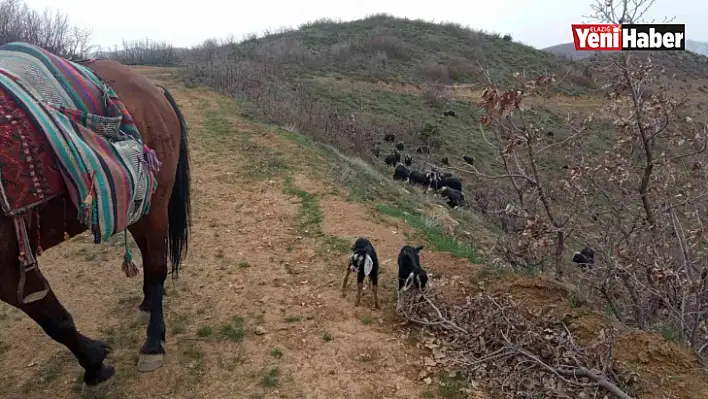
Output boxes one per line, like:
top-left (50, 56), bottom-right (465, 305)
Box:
top-left (96, 38), bottom-right (182, 66)
top-left (568, 0), bottom-right (708, 353)
top-left (0, 0), bottom-right (92, 58)
top-left (450, 0), bottom-right (708, 360)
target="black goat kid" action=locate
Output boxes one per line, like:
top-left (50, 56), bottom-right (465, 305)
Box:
top-left (342, 238), bottom-right (380, 309)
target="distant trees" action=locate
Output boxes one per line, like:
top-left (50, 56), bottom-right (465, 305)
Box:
top-left (94, 38), bottom-right (182, 66)
top-left (0, 0), bottom-right (92, 58)
top-left (0, 0), bottom-right (184, 65)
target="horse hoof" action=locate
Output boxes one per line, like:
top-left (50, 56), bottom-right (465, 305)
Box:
top-left (137, 353), bottom-right (164, 372)
top-left (136, 310), bottom-right (150, 325)
top-left (82, 363), bottom-right (115, 393)
top-left (82, 379), bottom-right (115, 396)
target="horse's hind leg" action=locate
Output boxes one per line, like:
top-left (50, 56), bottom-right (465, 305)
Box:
top-left (129, 213), bottom-right (168, 373)
top-left (0, 248), bottom-right (114, 386)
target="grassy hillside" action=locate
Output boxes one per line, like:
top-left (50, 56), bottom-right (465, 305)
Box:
top-left (182, 15), bottom-right (633, 173)
top-left (180, 14), bottom-right (708, 236)
top-left (229, 15), bottom-right (596, 94)
top-left (181, 14), bottom-right (708, 376)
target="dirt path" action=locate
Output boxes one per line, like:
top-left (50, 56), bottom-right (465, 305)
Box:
top-left (0, 67), bottom-right (468, 399)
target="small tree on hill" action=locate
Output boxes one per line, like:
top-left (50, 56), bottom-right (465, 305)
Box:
top-left (569, 0), bottom-right (708, 353)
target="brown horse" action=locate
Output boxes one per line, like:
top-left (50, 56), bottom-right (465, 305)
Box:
top-left (0, 59), bottom-right (191, 387)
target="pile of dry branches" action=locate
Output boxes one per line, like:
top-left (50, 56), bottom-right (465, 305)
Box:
top-left (397, 285), bottom-right (635, 398)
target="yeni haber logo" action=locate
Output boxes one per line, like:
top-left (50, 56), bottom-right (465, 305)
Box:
top-left (571, 24), bottom-right (686, 51)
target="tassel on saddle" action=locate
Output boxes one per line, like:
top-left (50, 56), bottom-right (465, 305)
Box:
top-left (121, 230), bottom-right (139, 278)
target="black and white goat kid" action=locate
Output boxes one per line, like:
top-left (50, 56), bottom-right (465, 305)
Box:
top-left (341, 237), bottom-right (380, 309)
top-left (396, 244), bottom-right (429, 310)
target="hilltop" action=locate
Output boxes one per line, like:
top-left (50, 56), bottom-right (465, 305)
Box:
top-left (543, 39), bottom-right (708, 59)
top-left (217, 14), bottom-right (598, 94)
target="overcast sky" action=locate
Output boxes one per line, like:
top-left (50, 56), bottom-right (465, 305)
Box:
top-left (22, 0), bottom-right (708, 49)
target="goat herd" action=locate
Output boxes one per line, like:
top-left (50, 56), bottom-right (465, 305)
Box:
top-left (372, 133), bottom-right (473, 209)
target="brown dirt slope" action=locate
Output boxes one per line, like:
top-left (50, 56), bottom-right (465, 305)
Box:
top-left (0, 66), bottom-right (705, 399)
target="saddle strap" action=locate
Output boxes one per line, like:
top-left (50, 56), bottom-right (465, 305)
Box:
top-left (17, 262), bottom-right (49, 304)
top-left (13, 215), bottom-right (49, 304)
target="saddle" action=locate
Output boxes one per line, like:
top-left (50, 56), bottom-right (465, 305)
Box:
top-left (0, 42), bottom-right (161, 304)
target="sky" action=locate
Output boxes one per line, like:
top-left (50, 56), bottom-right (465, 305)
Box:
top-left (22, 0), bottom-right (708, 50)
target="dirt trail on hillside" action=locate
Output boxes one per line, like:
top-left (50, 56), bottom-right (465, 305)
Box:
top-left (0, 67), bottom-right (489, 399)
top-left (312, 76), bottom-right (606, 110)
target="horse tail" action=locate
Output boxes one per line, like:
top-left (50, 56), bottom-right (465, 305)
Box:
top-left (159, 84), bottom-right (191, 278)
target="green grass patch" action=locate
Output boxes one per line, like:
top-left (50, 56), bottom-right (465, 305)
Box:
top-left (240, 141), bottom-right (289, 180)
top-left (197, 326), bottom-right (213, 338)
top-left (270, 347), bottom-right (283, 358)
top-left (222, 316), bottom-right (246, 342)
top-left (376, 204), bottom-right (479, 263)
top-left (203, 109), bottom-right (234, 137)
top-left (322, 236), bottom-right (351, 253)
top-left (261, 367), bottom-right (280, 387)
top-left (659, 325), bottom-right (683, 344)
top-left (284, 176), bottom-right (323, 235)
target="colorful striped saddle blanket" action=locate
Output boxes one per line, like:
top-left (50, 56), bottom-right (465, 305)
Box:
top-left (0, 42), bottom-right (160, 268)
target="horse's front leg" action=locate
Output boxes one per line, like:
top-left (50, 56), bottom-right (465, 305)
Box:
top-left (129, 218), bottom-right (168, 373)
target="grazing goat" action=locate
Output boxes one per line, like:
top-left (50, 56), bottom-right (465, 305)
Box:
top-left (572, 246), bottom-right (595, 268)
top-left (463, 155), bottom-right (474, 165)
top-left (425, 170), bottom-right (442, 190)
top-left (342, 238), bottom-right (380, 309)
top-left (440, 176), bottom-right (462, 191)
top-left (397, 245), bottom-right (429, 295)
top-left (416, 146), bottom-right (431, 154)
top-left (384, 150), bottom-right (400, 166)
top-left (383, 134), bottom-right (396, 142)
top-left (440, 187), bottom-right (465, 208)
top-left (395, 142), bottom-right (405, 151)
top-left (409, 170), bottom-right (427, 186)
top-left (393, 164), bottom-right (411, 181)
top-left (443, 110), bottom-right (456, 117)
top-left (441, 156), bottom-right (449, 166)
top-left (404, 154), bottom-right (412, 166)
